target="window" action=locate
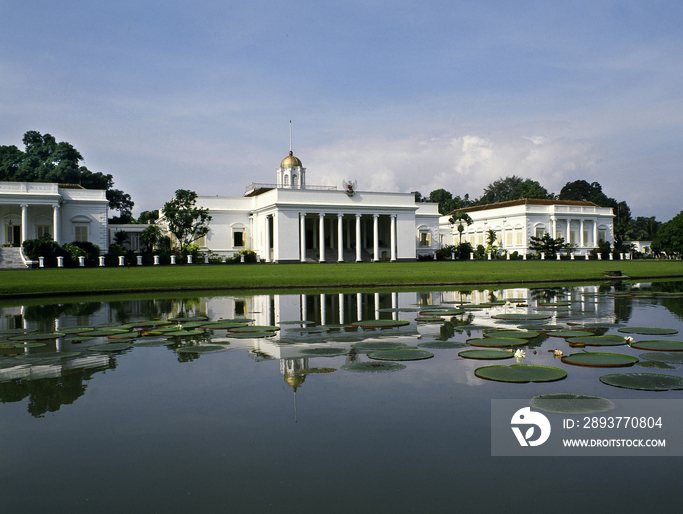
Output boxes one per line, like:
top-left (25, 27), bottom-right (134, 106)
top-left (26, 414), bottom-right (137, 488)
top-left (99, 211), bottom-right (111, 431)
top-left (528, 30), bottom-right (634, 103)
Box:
top-left (469, 234), bottom-right (475, 246)
top-left (506, 232), bottom-right (512, 246)
top-left (284, 175), bottom-right (289, 186)
top-left (569, 231), bottom-right (576, 244)
top-left (516, 230), bottom-right (522, 245)
top-left (477, 233), bottom-right (483, 246)
top-left (75, 226), bottom-right (88, 242)
top-left (292, 174), bottom-right (298, 187)
top-left (130, 233), bottom-right (140, 251)
top-left (196, 235), bottom-right (206, 247)
top-left (419, 231), bottom-right (431, 247)
top-left (535, 227), bottom-right (545, 238)
top-left (233, 230), bottom-right (245, 247)
top-left (583, 231), bottom-right (588, 245)
top-left (598, 230), bottom-right (606, 243)
top-left (36, 225), bottom-right (52, 239)
top-left (496, 232), bottom-right (502, 245)
top-left (556, 231), bottom-right (562, 239)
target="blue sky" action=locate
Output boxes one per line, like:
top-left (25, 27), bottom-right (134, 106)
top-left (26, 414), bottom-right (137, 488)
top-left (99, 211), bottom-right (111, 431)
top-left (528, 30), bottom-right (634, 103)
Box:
top-left (2, 1), bottom-right (682, 220)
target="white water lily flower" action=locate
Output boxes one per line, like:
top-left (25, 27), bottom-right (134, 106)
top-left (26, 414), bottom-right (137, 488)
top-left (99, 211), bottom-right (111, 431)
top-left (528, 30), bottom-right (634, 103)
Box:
top-left (514, 349), bottom-right (526, 360)
top-left (553, 349), bottom-right (563, 358)
top-left (625, 337), bottom-right (634, 345)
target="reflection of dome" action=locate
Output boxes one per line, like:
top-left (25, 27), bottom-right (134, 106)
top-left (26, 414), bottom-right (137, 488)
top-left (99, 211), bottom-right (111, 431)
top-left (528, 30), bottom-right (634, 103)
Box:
top-left (284, 373), bottom-right (305, 391)
top-left (280, 151), bottom-right (302, 168)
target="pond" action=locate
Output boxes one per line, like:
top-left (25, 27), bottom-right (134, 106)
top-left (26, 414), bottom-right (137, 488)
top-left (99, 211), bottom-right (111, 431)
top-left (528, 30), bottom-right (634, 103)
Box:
top-left (2, 281), bottom-right (683, 513)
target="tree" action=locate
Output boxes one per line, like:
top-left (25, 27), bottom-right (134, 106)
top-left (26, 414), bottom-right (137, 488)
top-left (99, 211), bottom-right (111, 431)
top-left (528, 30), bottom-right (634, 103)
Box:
top-left (138, 210), bottom-right (160, 224)
top-left (651, 211), bottom-right (683, 256)
top-left (161, 189), bottom-right (212, 249)
top-left (0, 130), bottom-right (133, 220)
top-left (428, 189), bottom-right (453, 214)
top-left (477, 175), bottom-right (554, 205)
top-left (448, 212), bottom-right (473, 245)
top-left (529, 233), bottom-right (570, 258)
top-left (106, 189), bottom-right (135, 223)
top-left (625, 216), bottom-right (661, 241)
top-left (140, 225), bottom-right (162, 252)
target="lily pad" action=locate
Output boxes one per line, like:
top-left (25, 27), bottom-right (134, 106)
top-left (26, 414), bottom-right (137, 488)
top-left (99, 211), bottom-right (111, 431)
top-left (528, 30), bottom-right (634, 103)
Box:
top-left (629, 340), bottom-right (683, 352)
top-left (277, 320), bottom-right (317, 325)
top-left (86, 343), bottom-right (133, 352)
top-left (350, 320), bottom-right (410, 328)
top-left (131, 340), bottom-right (175, 347)
top-left (227, 325), bottom-right (281, 332)
top-left (638, 352), bottom-right (683, 364)
top-left (351, 342), bottom-right (407, 350)
top-left (341, 361), bottom-right (406, 373)
top-left (367, 349), bottom-right (434, 361)
top-left (296, 367), bottom-right (336, 374)
top-left (417, 341), bottom-right (468, 349)
top-left (599, 373), bottom-right (683, 391)
top-left (285, 327), bottom-right (328, 334)
top-left (637, 361), bottom-right (677, 370)
top-left (491, 314), bottom-right (551, 320)
top-left (546, 330), bottom-right (594, 338)
top-left (415, 316), bottom-right (445, 322)
top-left (418, 309), bottom-right (464, 316)
top-left (7, 332), bottom-right (65, 341)
top-left (466, 337), bottom-right (528, 348)
top-left (618, 327), bottom-right (679, 335)
top-left (530, 393), bottom-right (614, 414)
top-left (169, 316), bottom-right (209, 322)
top-left (565, 335), bottom-right (627, 346)
top-left (225, 332), bottom-right (277, 339)
top-left (164, 330), bottom-right (206, 337)
top-left (483, 331), bottom-right (539, 339)
top-left (15, 351), bottom-right (81, 360)
top-left (377, 307), bottom-right (421, 313)
top-left (298, 348), bottom-right (349, 356)
top-left (458, 349), bottom-right (514, 360)
top-left (474, 364), bottom-right (567, 383)
top-left (176, 345), bottom-right (226, 353)
top-left (13, 343), bottom-right (47, 348)
top-left (560, 352), bottom-right (638, 367)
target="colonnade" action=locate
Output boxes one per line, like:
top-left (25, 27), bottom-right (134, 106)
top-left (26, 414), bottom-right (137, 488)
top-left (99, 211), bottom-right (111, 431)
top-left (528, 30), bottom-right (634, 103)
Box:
top-left (3, 203), bottom-right (61, 246)
top-left (550, 216), bottom-right (599, 247)
top-left (297, 212), bottom-right (397, 263)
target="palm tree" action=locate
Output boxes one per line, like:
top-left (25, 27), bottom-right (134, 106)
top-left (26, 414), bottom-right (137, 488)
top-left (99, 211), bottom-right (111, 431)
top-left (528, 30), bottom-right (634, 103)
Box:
top-left (448, 212), bottom-right (473, 245)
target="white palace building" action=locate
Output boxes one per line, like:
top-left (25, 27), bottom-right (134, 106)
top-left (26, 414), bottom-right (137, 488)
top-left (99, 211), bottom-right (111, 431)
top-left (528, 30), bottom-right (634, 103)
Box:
top-left (182, 149), bottom-right (442, 263)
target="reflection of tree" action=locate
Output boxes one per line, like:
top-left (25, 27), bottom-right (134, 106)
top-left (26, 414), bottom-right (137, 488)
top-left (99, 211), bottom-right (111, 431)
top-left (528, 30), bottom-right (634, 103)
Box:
top-left (651, 282), bottom-right (683, 321)
top-left (530, 288), bottom-right (567, 304)
top-left (172, 333), bottom-right (214, 363)
top-left (0, 359), bottom-right (114, 418)
top-left (613, 298), bottom-right (633, 323)
top-left (23, 302), bottom-right (103, 322)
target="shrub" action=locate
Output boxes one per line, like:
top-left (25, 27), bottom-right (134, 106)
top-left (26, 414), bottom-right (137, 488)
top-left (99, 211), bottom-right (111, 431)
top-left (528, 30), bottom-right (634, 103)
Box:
top-left (22, 234), bottom-right (64, 266)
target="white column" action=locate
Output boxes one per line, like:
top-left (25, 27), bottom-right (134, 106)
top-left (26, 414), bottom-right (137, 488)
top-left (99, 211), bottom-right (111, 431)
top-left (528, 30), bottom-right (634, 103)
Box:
top-left (300, 213), bottom-right (306, 263)
top-left (355, 214), bottom-right (362, 262)
top-left (356, 292), bottom-right (363, 320)
top-left (593, 219), bottom-right (598, 247)
top-left (320, 293), bottom-right (326, 325)
top-left (20, 204), bottom-right (28, 244)
top-left (392, 292), bottom-right (398, 321)
top-left (319, 213), bottom-right (325, 262)
top-left (373, 214), bottom-right (379, 262)
top-left (374, 292), bottom-right (380, 319)
top-left (265, 216), bottom-right (271, 263)
top-left (302, 294), bottom-right (308, 321)
top-left (53, 204), bottom-right (60, 243)
top-left (339, 293), bottom-right (345, 325)
top-left (551, 217), bottom-right (557, 238)
top-left (390, 214), bottom-right (397, 262)
top-left (580, 219), bottom-right (585, 247)
top-left (337, 214), bottom-right (344, 262)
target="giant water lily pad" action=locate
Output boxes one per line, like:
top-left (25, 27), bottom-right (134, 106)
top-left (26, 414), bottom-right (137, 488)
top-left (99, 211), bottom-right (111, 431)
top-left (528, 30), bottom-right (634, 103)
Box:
top-left (351, 342), bottom-right (407, 350)
top-left (474, 364), bottom-right (567, 383)
top-left (277, 320), bottom-right (317, 325)
top-left (176, 345), bottom-right (225, 353)
top-left (458, 349), bottom-right (514, 360)
top-left (415, 316), bottom-right (445, 322)
top-left (419, 309), bottom-right (464, 316)
top-left (491, 314), bottom-right (551, 320)
top-left (530, 393), bottom-right (615, 414)
top-left (350, 320), bottom-right (410, 329)
top-left (169, 316), bottom-right (209, 322)
top-left (618, 327), bottom-right (679, 335)
top-left (225, 332), bottom-right (277, 339)
top-left (367, 349), bottom-right (434, 361)
top-left (13, 343), bottom-right (47, 348)
top-left (638, 352), bottom-right (683, 364)
top-left (87, 343), bottom-right (133, 352)
top-left (599, 373), bottom-right (683, 391)
top-left (227, 325), bottom-right (281, 333)
top-left (377, 307), bottom-right (420, 313)
top-left (417, 341), bottom-right (468, 349)
top-left (298, 348), bottom-right (348, 356)
top-left (16, 351), bottom-right (81, 360)
top-left (637, 361), bottom-right (677, 370)
top-left (8, 332), bottom-right (65, 341)
top-left (565, 335), bottom-right (627, 346)
top-left (466, 337), bottom-right (528, 348)
top-left (164, 330), bottom-right (206, 337)
top-left (629, 340), bottom-right (683, 351)
top-left (561, 352), bottom-right (638, 367)
top-left (296, 367), bottom-right (336, 374)
top-left (341, 361), bottom-right (406, 373)
top-left (483, 331), bottom-right (539, 339)
top-left (546, 330), bottom-right (594, 338)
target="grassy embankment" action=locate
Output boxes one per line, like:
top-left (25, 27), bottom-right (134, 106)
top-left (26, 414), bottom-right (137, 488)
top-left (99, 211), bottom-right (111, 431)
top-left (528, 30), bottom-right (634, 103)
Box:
top-left (1, 260), bottom-right (683, 298)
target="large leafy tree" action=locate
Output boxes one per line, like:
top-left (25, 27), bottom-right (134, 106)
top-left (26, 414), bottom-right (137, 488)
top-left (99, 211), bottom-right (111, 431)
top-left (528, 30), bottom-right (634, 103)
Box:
top-left (625, 216), bottom-right (661, 241)
top-left (161, 189), bottom-right (212, 249)
top-left (0, 130), bottom-right (133, 220)
top-left (428, 188), bottom-right (473, 214)
top-left (477, 176), bottom-right (554, 205)
top-left (651, 212), bottom-right (683, 256)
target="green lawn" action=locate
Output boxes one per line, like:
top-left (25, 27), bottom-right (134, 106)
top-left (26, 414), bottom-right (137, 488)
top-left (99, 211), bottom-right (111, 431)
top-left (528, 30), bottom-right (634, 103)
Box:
top-left (1, 260), bottom-right (683, 298)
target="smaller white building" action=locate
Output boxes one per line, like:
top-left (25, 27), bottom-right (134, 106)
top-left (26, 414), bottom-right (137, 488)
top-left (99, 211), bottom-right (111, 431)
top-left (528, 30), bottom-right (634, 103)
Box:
top-left (0, 182), bottom-right (109, 250)
top-left (440, 198), bottom-right (615, 257)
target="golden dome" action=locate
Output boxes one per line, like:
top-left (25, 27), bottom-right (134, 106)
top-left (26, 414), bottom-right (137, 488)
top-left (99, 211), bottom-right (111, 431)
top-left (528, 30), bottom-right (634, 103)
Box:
top-left (284, 373), bottom-right (305, 391)
top-left (280, 151), bottom-right (302, 168)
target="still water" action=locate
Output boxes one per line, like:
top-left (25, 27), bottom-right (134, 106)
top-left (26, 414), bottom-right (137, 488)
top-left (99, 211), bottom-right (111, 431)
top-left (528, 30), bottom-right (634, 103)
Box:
top-left (2, 282), bottom-right (683, 513)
